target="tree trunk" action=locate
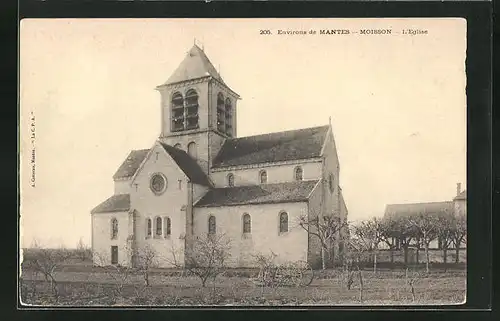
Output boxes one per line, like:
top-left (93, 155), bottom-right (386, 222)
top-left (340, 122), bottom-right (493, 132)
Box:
top-left (373, 252), bottom-right (377, 273)
top-left (403, 246), bottom-right (409, 267)
top-left (357, 266), bottom-right (363, 303)
top-left (415, 238), bottom-right (420, 265)
top-left (425, 241), bottom-right (430, 273)
top-left (390, 249), bottom-right (394, 265)
top-left (321, 247), bottom-right (326, 270)
top-left (443, 247), bottom-right (448, 272)
top-left (455, 242), bottom-right (460, 264)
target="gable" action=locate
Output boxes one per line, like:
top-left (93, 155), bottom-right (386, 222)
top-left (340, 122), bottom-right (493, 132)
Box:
top-left (212, 125), bottom-right (330, 168)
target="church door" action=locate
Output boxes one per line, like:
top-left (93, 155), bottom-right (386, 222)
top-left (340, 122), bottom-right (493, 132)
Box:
top-left (111, 246), bottom-right (118, 265)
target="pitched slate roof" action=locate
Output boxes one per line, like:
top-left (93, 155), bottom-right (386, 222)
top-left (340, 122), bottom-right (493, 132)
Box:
top-left (195, 180), bottom-right (319, 208)
top-left (212, 125), bottom-right (330, 168)
top-left (113, 149), bottom-right (150, 180)
top-left (91, 194), bottom-right (130, 214)
top-left (454, 190), bottom-right (466, 200)
top-left (384, 201), bottom-right (454, 220)
top-left (164, 44), bottom-right (224, 85)
top-left (160, 143), bottom-right (212, 187)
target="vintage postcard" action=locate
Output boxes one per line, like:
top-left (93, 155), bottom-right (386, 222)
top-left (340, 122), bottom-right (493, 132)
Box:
top-left (19, 18), bottom-right (467, 307)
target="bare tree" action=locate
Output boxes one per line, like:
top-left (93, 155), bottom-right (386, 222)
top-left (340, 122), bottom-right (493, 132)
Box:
top-left (386, 216), bottom-right (418, 267)
top-left (23, 242), bottom-right (72, 300)
top-left (298, 214), bottom-right (348, 270)
top-left (75, 238), bottom-right (92, 262)
top-left (93, 251), bottom-right (134, 299)
top-left (407, 214), bottom-right (439, 273)
top-left (351, 217), bottom-right (385, 273)
top-left (344, 234), bottom-right (372, 303)
top-left (133, 244), bottom-right (159, 287)
top-left (170, 233), bottom-right (231, 287)
top-left (450, 214), bottom-right (466, 264)
top-left (435, 214), bottom-right (455, 268)
top-left (378, 218), bottom-right (399, 265)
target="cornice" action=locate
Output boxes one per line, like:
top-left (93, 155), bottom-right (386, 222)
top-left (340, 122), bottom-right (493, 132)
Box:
top-left (210, 157), bottom-right (322, 172)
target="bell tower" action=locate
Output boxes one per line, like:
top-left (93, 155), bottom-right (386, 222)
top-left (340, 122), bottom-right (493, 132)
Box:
top-left (156, 44), bottom-right (240, 173)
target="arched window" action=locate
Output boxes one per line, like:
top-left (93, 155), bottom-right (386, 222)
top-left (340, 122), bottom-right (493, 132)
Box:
top-left (294, 166), bottom-right (303, 181)
top-left (259, 170), bottom-right (268, 184)
top-left (185, 89), bottom-right (199, 130)
top-left (187, 141), bottom-right (197, 158)
top-left (155, 217), bottom-right (162, 236)
top-left (146, 218), bottom-right (152, 238)
top-left (242, 213), bottom-right (251, 234)
top-left (171, 92), bottom-right (184, 132)
top-left (173, 143), bottom-right (182, 149)
top-left (164, 217), bottom-right (171, 237)
top-left (217, 93), bottom-right (225, 132)
top-left (225, 98), bottom-right (233, 137)
top-left (208, 215), bottom-right (216, 235)
top-left (279, 212), bottom-right (288, 233)
top-left (329, 173), bottom-right (335, 193)
top-left (110, 218), bottom-right (118, 240)
top-left (227, 173), bottom-right (234, 187)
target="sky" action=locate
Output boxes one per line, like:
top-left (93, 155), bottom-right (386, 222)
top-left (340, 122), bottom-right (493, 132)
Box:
top-left (20, 18), bottom-right (467, 248)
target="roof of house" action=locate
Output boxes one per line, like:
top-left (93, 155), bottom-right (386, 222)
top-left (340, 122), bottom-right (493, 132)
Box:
top-left (164, 44), bottom-right (224, 86)
top-left (454, 190), bottom-right (466, 200)
top-left (91, 194), bottom-right (130, 214)
top-left (113, 149), bottom-right (150, 180)
top-left (212, 125), bottom-right (330, 168)
top-left (160, 143), bottom-right (212, 187)
top-left (194, 180), bottom-right (319, 208)
top-left (384, 201), bottom-right (454, 220)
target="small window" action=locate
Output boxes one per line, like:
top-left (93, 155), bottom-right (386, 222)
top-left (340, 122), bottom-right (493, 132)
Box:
top-left (185, 90), bottom-right (199, 130)
top-left (164, 217), bottom-right (171, 237)
top-left (110, 218), bottom-right (118, 240)
top-left (329, 174), bottom-right (335, 193)
top-left (217, 93), bottom-right (225, 132)
top-left (225, 98), bottom-right (233, 137)
top-left (155, 217), bottom-right (162, 236)
top-left (146, 218), bottom-right (152, 238)
top-left (171, 92), bottom-right (184, 132)
top-left (294, 166), bottom-right (303, 181)
top-left (208, 215), bottom-right (216, 235)
top-left (259, 170), bottom-right (267, 184)
top-left (187, 141), bottom-right (197, 159)
top-left (242, 213), bottom-right (251, 234)
top-left (279, 212), bottom-right (288, 233)
top-left (227, 173), bottom-right (234, 187)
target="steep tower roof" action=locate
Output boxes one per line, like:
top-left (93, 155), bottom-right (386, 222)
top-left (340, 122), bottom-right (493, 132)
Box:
top-left (164, 44), bottom-right (224, 85)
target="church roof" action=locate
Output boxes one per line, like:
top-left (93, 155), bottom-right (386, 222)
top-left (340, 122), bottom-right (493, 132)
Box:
top-left (160, 143), bottom-right (212, 187)
top-left (384, 201), bottom-right (454, 220)
top-left (164, 44), bottom-right (224, 86)
top-left (194, 180), bottom-right (319, 208)
top-left (113, 149), bottom-right (150, 180)
top-left (91, 194), bottom-right (130, 214)
top-left (212, 125), bottom-right (330, 168)
top-left (454, 190), bottom-right (466, 200)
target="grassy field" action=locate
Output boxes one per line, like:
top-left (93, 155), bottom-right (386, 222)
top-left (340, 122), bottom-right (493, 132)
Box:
top-left (20, 266), bottom-right (466, 306)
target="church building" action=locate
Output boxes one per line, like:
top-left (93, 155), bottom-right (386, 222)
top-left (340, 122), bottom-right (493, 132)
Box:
top-left (90, 44), bottom-right (348, 269)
